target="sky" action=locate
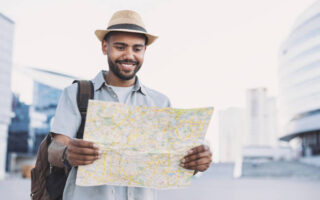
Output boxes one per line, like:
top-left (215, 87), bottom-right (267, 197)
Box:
top-left (0, 0), bottom-right (315, 107)
top-left (0, 0), bottom-right (317, 160)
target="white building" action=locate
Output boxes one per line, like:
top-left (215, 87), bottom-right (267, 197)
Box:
top-left (218, 89), bottom-right (279, 162)
top-left (245, 88), bottom-right (278, 147)
top-left (0, 13), bottom-right (14, 179)
top-left (218, 107), bottom-right (245, 162)
top-left (278, 0), bottom-right (320, 157)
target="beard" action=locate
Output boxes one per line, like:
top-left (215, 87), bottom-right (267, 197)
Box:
top-left (108, 57), bottom-right (142, 80)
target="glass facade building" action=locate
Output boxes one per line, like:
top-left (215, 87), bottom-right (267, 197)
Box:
top-left (0, 13), bottom-right (14, 179)
top-left (12, 67), bottom-right (77, 154)
top-left (6, 68), bottom-right (77, 171)
top-left (29, 81), bottom-right (62, 153)
top-left (8, 94), bottom-right (30, 154)
top-left (279, 1), bottom-right (320, 156)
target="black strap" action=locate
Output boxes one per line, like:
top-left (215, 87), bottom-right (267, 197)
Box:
top-left (46, 132), bottom-right (53, 146)
top-left (73, 80), bottom-right (94, 139)
top-left (107, 23), bottom-right (147, 32)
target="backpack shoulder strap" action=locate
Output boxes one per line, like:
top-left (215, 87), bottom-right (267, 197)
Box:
top-left (73, 80), bottom-right (94, 139)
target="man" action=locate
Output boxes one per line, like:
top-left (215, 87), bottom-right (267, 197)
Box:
top-left (48, 10), bottom-right (212, 200)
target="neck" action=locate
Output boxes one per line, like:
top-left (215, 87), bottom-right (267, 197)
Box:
top-left (105, 71), bottom-right (136, 87)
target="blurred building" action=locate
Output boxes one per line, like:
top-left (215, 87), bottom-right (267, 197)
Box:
top-left (7, 82), bottom-right (62, 155)
top-left (10, 67), bottom-right (78, 154)
top-left (6, 67), bottom-right (78, 172)
top-left (29, 81), bottom-right (62, 153)
top-left (0, 13), bottom-right (14, 179)
top-left (241, 88), bottom-right (290, 162)
top-left (219, 107), bottom-right (245, 162)
top-left (245, 88), bottom-right (278, 147)
top-left (7, 94), bottom-right (30, 154)
top-left (279, 1), bottom-right (320, 157)
top-left (6, 94), bottom-right (30, 172)
top-left (218, 89), bottom-right (280, 163)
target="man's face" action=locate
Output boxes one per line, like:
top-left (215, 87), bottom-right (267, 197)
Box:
top-left (102, 32), bottom-right (147, 80)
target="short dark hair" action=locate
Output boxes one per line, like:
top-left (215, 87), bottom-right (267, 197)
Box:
top-left (103, 31), bottom-right (148, 45)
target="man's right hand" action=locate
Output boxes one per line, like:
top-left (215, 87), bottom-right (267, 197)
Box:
top-left (66, 138), bottom-right (101, 166)
top-left (48, 134), bottom-right (101, 168)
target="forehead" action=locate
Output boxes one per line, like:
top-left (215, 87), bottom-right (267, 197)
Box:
top-left (107, 32), bottom-right (146, 45)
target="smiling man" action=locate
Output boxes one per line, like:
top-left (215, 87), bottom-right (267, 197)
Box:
top-left (48, 10), bottom-right (212, 200)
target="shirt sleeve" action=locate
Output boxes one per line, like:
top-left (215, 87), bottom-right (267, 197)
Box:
top-left (50, 84), bottom-right (81, 138)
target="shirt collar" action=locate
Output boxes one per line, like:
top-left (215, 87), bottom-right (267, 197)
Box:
top-left (92, 70), bottom-right (146, 95)
top-left (133, 76), bottom-right (147, 95)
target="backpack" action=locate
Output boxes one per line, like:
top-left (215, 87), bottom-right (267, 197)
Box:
top-left (30, 80), bottom-right (94, 200)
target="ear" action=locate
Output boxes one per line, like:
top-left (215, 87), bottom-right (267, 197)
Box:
top-left (102, 40), bottom-right (108, 55)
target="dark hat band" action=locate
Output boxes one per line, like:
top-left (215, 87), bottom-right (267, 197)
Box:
top-left (107, 23), bottom-right (147, 33)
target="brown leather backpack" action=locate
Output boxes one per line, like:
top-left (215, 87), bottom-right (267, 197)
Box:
top-left (30, 80), bottom-right (94, 200)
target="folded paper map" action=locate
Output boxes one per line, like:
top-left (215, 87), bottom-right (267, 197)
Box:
top-left (76, 100), bottom-right (213, 189)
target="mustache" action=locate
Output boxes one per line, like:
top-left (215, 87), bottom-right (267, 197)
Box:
top-left (116, 59), bottom-right (138, 65)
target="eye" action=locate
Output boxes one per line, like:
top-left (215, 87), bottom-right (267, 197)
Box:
top-left (134, 47), bottom-right (143, 52)
top-left (115, 46), bottom-right (125, 50)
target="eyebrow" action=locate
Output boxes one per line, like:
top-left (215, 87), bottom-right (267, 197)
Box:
top-left (113, 42), bottom-right (127, 46)
top-left (113, 42), bottom-right (145, 47)
top-left (133, 44), bottom-right (145, 48)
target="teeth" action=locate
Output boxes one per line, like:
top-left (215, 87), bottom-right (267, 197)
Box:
top-left (121, 64), bottom-right (134, 67)
top-left (120, 63), bottom-right (135, 71)
top-left (123, 64), bottom-right (133, 66)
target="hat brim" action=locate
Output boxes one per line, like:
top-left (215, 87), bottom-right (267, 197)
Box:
top-left (95, 29), bottom-right (158, 46)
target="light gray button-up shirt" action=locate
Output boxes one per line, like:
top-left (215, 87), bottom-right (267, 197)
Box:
top-left (51, 70), bottom-right (171, 200)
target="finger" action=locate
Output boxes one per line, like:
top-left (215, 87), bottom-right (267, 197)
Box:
top-left (181, 157), bottom-right (212, 168)
top-left (186, 145), bottom-right (209, 156)
top-left (182, 151), bottom-right (212, 164)
top-left (68, 145), bottom-right (100, 156)
top-left (72, 159), bottom-right (96, 166)
top-left (184, 164), bottom-right (211, 172)
top-left (70, 139), bottom-right (99, 149)
top-left (68, 154), bottom-right (99, 164)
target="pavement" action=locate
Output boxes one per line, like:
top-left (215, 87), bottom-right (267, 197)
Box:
top-left (1, 162), bottom-right (320, 200)
top-left (159, 162), bottom-right (320, 200)
top-left (300, 155), bottom-right (320, 167)
top-left (241, 160), bottom-right (320, 180)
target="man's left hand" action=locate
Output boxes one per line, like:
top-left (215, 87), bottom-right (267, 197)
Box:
top-left (180, 145), bottom-right (212, 172)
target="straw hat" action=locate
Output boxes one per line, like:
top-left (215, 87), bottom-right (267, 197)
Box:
top-left (95, 10), bottom-right (158, 46)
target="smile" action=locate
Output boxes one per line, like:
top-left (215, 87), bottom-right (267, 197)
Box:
top-left (116, 60), bottom-right (138, 71)
top-left (119, 62), bottom-right (136, 71)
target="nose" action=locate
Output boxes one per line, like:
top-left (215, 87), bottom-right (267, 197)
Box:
top-left (122, 47), bottom-right (135, 60)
